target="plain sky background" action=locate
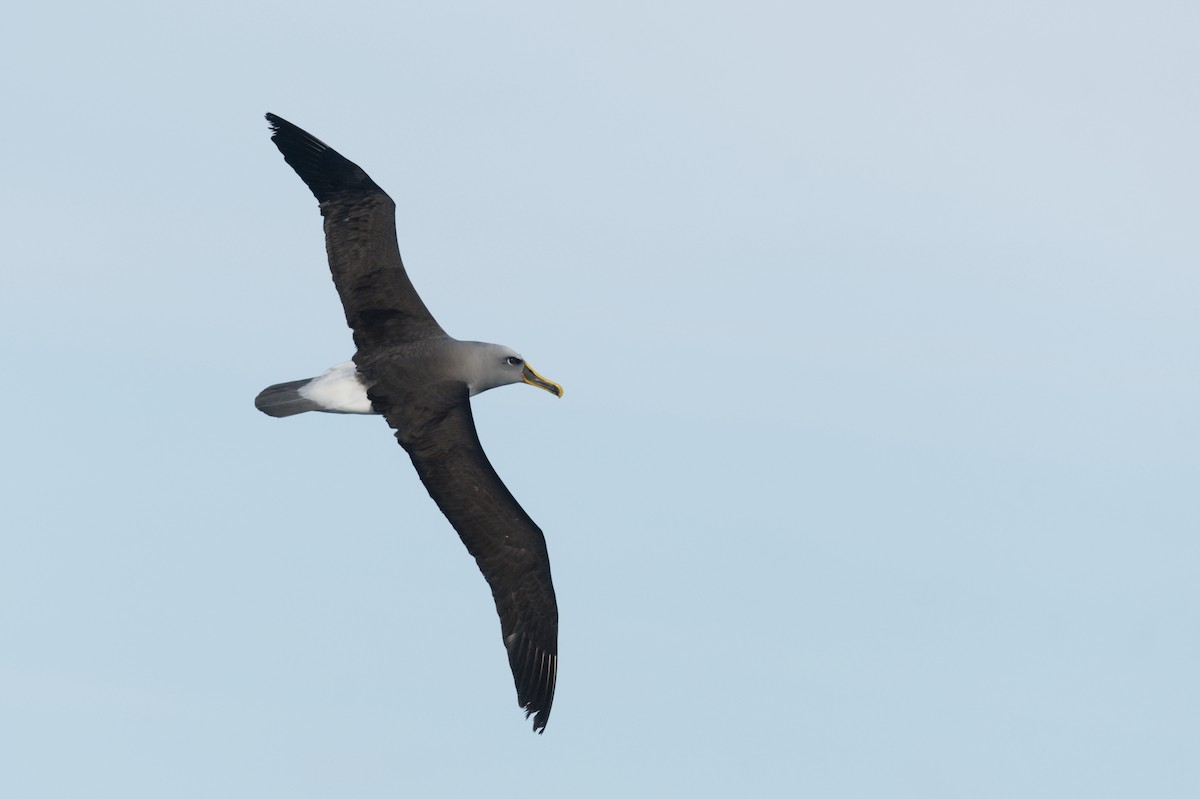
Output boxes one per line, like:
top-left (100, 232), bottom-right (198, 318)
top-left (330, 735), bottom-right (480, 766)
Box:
top-left (1, 2), bottom-right (1197, 796)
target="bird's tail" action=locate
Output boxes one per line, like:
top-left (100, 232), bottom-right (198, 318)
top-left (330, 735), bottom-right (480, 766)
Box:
top-left (254, 378), bottom-right (322, 418)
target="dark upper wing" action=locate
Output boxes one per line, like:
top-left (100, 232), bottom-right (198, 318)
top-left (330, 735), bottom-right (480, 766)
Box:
top-left (376, 380), bottom-right (559, 733)
top-left (265, 113), bottom-right (446, 348)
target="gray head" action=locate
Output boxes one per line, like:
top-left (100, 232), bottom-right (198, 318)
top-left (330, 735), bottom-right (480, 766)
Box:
top-left (460, 342), bottom-right (564, 398)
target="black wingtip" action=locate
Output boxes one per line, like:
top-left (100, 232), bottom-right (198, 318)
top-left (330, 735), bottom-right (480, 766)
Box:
top-left (263, 112), bottom-right (384, 204)
top-left (264, 112), bottom-right (327, 150)
top-left (510, 636), bottom-right (556, 733)
top-left (528, 702), bottom-right (552, 734)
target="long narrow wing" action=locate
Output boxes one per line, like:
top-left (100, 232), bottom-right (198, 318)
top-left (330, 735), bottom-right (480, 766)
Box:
top-left (378, 381), bottom-right (559, 732)
top-left (265, 113), bottom-right (446, 348)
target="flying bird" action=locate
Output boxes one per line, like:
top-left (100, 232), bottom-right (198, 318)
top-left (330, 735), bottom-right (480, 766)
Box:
top-left (254, 113), bottom-right (562, 732)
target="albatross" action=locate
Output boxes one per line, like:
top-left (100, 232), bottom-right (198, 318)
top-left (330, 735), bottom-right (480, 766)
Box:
top-left (254, 113), bottom-right (562, 732)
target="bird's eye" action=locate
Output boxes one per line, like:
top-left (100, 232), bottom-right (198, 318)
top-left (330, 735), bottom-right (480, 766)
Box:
top-left (506, 356), bottom-right (523, 366)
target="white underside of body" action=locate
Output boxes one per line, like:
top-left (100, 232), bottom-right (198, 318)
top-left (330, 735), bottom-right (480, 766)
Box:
top-left (298, 361), bottom-right (375, 414)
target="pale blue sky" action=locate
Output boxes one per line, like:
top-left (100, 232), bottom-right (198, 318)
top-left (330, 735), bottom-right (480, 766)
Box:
top-left (1, 2), bottom-right (1197, 796)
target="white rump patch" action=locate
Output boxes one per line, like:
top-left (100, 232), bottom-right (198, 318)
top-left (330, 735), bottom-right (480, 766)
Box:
top-left (298, 361), bottom-right (375, 414)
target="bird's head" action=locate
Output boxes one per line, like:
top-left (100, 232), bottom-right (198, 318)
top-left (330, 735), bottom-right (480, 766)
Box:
top-left (466, 343), bottom-right (563, 398)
